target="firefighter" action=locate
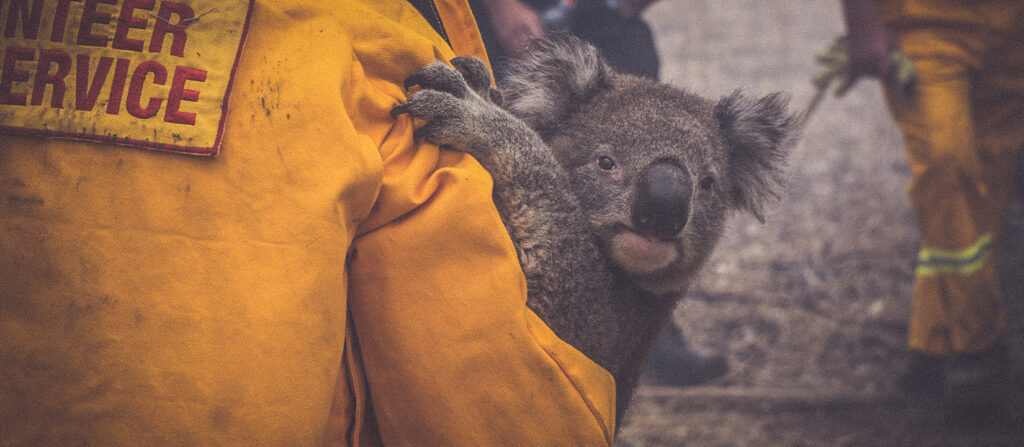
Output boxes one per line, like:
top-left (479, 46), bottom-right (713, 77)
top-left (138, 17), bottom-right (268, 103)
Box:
top-left (841, 0), bottom-right (1023, 418)
top-left (0, 0), bottom-right (615, 444)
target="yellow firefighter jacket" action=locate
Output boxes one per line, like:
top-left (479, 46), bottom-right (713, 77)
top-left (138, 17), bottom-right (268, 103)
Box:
top-left (0, 0), bottom-right (616, 445)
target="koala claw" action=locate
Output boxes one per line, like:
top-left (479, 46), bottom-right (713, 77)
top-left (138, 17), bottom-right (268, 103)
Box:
top-left (402, 62), bottom-right (470, 98)
top-left (450, 57), bottom-right (502, 105)
top-left (390, 102), bottom-right (409, 119)
top-left (450, 57), bottom-right (490, 91)
top-left (392, 62), bottom-right (475, 123)
top-left (392, 59), bottom-right (514, 160)
top-left (393, 88), bottom-right (489, 154)
top-left (392, 89), bottom-right (462, 122)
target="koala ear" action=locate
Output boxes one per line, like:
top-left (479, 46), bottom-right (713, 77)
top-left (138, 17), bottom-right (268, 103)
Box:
top-left (500, 35), bottom-right (612, 137)
top-left (714, 90), bottom-right (799, 223)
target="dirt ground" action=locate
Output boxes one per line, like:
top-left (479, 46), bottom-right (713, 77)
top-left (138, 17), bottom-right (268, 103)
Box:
top-left (616, 1), bottom-right (1024, 445)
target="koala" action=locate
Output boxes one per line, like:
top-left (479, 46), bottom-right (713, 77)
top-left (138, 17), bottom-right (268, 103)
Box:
top-left (392, 36), bottom-right (798, 424)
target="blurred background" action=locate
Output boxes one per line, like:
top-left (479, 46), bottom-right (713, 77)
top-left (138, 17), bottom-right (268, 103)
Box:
top-left (475, 0), bottom-right (1024, 445)
top-left (637, 1), bottom-right (1024, 445)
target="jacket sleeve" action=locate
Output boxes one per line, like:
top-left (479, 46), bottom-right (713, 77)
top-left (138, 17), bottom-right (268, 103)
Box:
top-left (0, 1), bottom-right (616, 445)
top-left (336, 0), bottom-right (616, 444)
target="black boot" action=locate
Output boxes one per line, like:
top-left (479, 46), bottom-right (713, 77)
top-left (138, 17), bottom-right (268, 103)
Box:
top-left (897, 350), bottom-right (946, 395)
top-left (943, 340), bottom-right (1014, 428)
top-left (641, 324), bottom-right (729, 387)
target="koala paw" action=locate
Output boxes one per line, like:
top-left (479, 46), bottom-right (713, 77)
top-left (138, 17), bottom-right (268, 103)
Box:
top-left (451, 57), bottom-right (503, 106)
top-left (391, 58), bottom-right (505, 153)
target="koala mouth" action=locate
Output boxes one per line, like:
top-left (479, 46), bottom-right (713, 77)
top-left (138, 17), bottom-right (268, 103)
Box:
top-left (610, 227), bottom-right (679, 274)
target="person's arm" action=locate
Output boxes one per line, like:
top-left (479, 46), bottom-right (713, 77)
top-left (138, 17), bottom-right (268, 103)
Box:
top-left (481, 0), bottom-right (545, 56)
top-left (841, 0), bottom-right (894, 78)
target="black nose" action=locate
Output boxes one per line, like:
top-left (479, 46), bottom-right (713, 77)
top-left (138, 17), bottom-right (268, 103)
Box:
top-left (632, 162), bottom-right (692, 239)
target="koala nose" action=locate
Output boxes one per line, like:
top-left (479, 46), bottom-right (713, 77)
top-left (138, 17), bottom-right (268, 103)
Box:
top-left (632, 162), bottom-right (693, 239)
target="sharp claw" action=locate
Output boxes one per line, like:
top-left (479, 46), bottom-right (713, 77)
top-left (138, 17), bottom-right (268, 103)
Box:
top-left (450, 57), bottom-right (472, 73)
top-left (390, 103), bottom-right (409, 119)
top-left (450, 56), bottom-right (491, 94)
top-left (403, 75), bottom-right (421, 91)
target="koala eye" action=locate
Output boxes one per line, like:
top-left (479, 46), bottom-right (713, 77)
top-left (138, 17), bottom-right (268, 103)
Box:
top-left (699, 176), bottom-right (715, 191)
top-left (597, 155), bottom-right (617, 171)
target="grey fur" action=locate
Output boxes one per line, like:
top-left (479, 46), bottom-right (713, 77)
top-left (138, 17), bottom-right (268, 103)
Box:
top-left (393, 36), bottom-right (799, 425)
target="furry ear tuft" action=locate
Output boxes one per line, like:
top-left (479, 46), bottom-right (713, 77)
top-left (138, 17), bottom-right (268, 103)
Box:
top-left (714, 90), bottom-right (799, 223)
top-left (500, 35), bottom-right (611, 137)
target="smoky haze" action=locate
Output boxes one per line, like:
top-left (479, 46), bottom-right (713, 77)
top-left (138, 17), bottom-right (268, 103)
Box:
top-left (619, 1), bottom-right (1024, 445)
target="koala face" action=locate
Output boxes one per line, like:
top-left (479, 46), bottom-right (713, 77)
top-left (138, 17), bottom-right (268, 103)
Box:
top-left (546, 80), bottom-right (731, 293)
top-left (503, 37), bottom-right (796, 295)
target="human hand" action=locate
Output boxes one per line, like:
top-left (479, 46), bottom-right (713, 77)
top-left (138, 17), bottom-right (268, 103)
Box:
top-left (484, 0), bottom-right (545, 57)
top-left (846, 23), bottom-right (893, 78)
top-left (841, 0), bottom-right (895, 79)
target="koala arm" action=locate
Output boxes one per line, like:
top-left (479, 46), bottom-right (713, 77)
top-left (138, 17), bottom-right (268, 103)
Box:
top-left (392, 58), bottom-right (617, 351)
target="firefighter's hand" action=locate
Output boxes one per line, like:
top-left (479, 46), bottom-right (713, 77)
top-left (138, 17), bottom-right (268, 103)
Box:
top-left (846, 26), bottom-right (894, 79)
top-left (841, 0), bottom-right (895, 79)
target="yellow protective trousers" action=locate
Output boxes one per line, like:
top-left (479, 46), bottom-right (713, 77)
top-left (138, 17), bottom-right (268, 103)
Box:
top-left (0, 1), bottom-right (615, 445)
top-left (878, 0), bottom-right (1024, 356)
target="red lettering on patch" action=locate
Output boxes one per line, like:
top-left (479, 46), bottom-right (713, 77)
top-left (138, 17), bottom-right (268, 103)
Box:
top-left (1, 0), bottom-right (255, 156)
top-left (105, 57), bottom-right (130, 115)
top-left (149, 2), bottom-right (192, 57)
top-left (5, 0), bottom-right (46, 39)
top-left (126, 60), bottom-right (165, 118)
top-left (75, 54), bottom-right (111, 111)
top-left (165, 66), bottom-right (205, 125)
top-left (77, 0), bottom-right (117, 47)
top-left (112, 0), bottom-right (154, 52)
top-left (0, 47), bottom-right (34, 105)
top-left (49, 0), bottom-right (76, 43)
top-left (30, 49), bottom-right (70, 107)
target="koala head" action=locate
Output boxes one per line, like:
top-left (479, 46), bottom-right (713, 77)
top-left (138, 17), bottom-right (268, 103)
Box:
top-left (502, 36), bottom-right (799, 295)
